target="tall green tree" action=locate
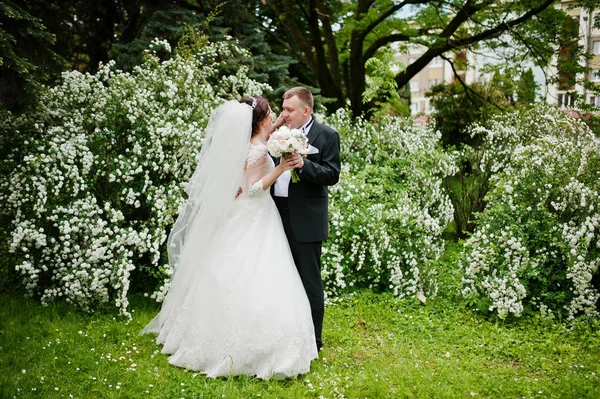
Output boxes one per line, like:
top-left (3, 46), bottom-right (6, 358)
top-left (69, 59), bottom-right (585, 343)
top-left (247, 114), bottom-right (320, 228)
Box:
top-left (0, 1), bottom-right (68, 111)
top-left (7, 1), bottom-right (296, 110)
top-left (258, 0), bottom-right (589, 116)
top-left (517, 68), bottom-right (538, 104)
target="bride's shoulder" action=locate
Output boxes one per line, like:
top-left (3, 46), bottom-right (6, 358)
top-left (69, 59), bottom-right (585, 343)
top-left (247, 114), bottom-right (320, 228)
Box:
top-left (248, 140), bottom-right (267, 153)
top-left (246, 141), bottom-right (267, 166)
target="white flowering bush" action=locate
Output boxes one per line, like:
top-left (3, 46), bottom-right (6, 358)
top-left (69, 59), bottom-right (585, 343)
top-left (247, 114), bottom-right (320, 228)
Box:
top-left (445, 104), bottom-right (586, 238)
top-left (1, 36), bottom-right (270, 316)
top-left (461, 106), bottom-right (600, 321)
top-left (322, 110), bottom-right (456, 300)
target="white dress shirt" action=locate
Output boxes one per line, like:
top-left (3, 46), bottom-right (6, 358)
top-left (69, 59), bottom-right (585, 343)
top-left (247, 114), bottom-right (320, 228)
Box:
top-left (273, 119), bottom-right (314, 197)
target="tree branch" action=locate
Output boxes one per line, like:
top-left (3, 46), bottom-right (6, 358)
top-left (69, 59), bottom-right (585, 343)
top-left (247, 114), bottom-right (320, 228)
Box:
top-left (360, 0), bottom-right (431, 42)
top-left (447, 0), bottom-right (556, 48)
top-left (292, 0), bottom-right (311, 21)
top-left (315, 0), bottom-right (342, 88)
top-left (275, 0), bottom-right (318, 72)
top-left (440, 54), bottom-right (504, 113)
top-left (363, 33), bottom-right (412, 61)
top-left (394, 0), bottom-right (556, 90)
top-left (357, 0), bottom-right (376, 16)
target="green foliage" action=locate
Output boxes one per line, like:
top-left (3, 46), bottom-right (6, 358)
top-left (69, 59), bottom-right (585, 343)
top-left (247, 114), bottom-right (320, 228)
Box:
top-left (322, 109), bottom-right (456, 301)
top-left (362, 47), bottom-right (409, 117)
top-left (427, 80), bottom-right (502, 148)
top-left (443, 159), bottom-right (490, 239)
top-left (432, 67), bottom-right (544, 239)
top-left (110, 1), bottom-right (297, 109)
top-left (461, 106), bottom-right (600, 321)
top-left (111, 9), bottom-right (206, 71)
top-left (0, 36), bottom-right (270, 316)
top-left (5, 1), bottom-right (296, 116)
top-left (260, 0), bottom-right (576, 116)
top-left (517, 68), bottom-right (538, 104)
top-left (0, 1), bottom-right (68, 111)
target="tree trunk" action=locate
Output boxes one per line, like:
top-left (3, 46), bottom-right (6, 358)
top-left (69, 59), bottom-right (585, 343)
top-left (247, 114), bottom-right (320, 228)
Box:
top-left (315, 0), bottom-right (343, 105)
top-left (349, 31), bottom-right (366, 116)
top-left (347, 0), bottom-right (374, 116)
top-left (306, 1), bottom-right (343, 107)
top-left (86, 0), bottom-right (119, 73)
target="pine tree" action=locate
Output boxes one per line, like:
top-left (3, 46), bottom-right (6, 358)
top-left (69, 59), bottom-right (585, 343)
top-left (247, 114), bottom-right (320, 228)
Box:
top-left (517, 68), bottom-right (538, 105)
top-left (0, 1), bottom-right (68, 111)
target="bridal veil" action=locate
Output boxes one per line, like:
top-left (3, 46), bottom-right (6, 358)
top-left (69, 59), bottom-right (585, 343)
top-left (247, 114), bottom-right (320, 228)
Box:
top-left (143, 100), bottom-right (252, 333)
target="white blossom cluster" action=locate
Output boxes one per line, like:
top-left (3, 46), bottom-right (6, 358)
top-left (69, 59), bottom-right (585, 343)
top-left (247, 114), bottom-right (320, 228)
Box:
top-left (461, 106), bottom-right (600, 321)
top-left (321, 109), bottom-right (456, 301)
top-left (2, 37), bottom-right (270, 316)
top-left (267, 126), bottom-right (308, 157)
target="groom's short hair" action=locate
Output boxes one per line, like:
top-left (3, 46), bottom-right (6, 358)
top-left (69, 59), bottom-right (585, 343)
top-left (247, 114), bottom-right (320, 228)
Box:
top-left (283, 87), bottom-right (314, 111)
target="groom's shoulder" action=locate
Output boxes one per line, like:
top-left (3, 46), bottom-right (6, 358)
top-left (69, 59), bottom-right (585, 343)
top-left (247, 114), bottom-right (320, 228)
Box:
top-left (313, 120), bottom-right (338, 136)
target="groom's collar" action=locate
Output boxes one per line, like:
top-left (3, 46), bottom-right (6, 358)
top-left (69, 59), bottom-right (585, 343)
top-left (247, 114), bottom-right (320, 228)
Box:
top-left (300, 118), bottom-right (314, 134)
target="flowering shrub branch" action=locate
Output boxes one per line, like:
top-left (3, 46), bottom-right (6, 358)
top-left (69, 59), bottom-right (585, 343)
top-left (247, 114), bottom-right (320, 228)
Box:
top-left (461, 105), bottom-right (600, 321)
top-left (322, 110), bottom-right (456, 301)
top-left (2, 36), bottom-right (270, 317)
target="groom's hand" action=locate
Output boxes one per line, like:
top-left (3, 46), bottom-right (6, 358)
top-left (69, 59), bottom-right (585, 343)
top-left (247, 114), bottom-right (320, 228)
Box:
top-left (282, 153), bottom-right (304, 170)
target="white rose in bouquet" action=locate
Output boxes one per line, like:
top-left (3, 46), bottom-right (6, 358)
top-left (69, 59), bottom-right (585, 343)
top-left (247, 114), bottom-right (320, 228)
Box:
top-left (278, 128), bottom-right (292, 140)
top-left (267, 126), bottom-right (308, 182)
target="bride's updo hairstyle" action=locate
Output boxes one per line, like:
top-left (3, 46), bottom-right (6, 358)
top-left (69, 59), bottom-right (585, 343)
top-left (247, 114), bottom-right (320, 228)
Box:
top-left (240, 96), bottom-right (270, 136)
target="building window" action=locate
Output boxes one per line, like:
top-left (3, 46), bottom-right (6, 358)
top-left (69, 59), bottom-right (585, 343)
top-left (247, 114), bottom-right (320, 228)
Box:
top-left (558, 92), bottom-right (576, 107)
top-left (430, 56), bottom-right (443, 67)
top-left (410, 102), bottom-right (419, 113)
top-left (410, 80), bottom-right (420, 92)
top-left (429, 79), bottom-right (440, 88)
top-left (591, 69), bottom-right (600, 81)
top-left (590, 96), bottom-right (596, 105)
top-left (593, 41), bottom-right (600, 54)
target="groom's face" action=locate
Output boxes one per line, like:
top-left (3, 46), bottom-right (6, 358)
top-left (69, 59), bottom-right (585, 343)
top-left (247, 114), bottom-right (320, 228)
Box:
top-left (282, 95), bottom-right (311, 129)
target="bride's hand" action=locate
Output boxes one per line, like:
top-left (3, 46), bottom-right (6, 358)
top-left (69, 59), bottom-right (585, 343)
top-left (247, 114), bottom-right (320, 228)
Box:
top-left (281, 154), bottom-right (303, 170)
top-left (273, 113), bottom-right (285, 129)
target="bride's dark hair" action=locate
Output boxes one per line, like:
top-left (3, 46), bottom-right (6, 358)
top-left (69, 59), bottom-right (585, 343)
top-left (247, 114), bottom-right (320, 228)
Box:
top-left (239, 96), bottom-right (270, 136)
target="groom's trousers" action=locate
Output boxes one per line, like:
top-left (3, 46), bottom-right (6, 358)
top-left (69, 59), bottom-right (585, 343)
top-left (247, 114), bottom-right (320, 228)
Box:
top-left (274, 196), bottom-right (324, 350)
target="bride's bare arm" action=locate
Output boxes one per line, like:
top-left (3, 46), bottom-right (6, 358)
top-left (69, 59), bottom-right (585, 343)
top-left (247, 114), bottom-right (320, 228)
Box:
top-left (245, 155), bottom-right (295, 197)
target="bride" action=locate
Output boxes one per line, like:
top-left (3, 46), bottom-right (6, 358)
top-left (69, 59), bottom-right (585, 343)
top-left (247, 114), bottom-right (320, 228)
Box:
top-left (142, 97), bottom-right (318, 379)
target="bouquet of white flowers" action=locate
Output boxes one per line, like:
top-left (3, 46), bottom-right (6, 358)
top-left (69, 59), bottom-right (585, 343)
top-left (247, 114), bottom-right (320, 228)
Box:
top-left (267, 126), bottom-right (308, 183)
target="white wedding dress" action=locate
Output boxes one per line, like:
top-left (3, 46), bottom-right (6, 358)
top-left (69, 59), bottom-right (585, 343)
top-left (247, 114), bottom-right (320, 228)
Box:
top-left (143, 137), bottom-right (318, 379)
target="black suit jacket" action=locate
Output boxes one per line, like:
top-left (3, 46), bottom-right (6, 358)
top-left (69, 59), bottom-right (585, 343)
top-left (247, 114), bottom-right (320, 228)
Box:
top-left (272, 120), bottom-right (341, 242)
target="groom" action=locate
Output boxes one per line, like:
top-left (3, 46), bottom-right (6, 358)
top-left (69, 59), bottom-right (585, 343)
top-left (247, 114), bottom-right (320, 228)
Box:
top-left (272, 87), bottom-right (341, 351)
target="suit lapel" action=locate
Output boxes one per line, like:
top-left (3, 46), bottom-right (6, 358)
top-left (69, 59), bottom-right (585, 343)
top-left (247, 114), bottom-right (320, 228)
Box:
top-left (307, 120), bottom-right (322, 145)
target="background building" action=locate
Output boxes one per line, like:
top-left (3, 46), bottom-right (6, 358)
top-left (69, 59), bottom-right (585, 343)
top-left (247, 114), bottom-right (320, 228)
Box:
top-left (396, 1), bottom-right (600, 116)
top-left (395, 49), bottom-right (454, 115)
top-left (549, 1), bottom-right (600, 108)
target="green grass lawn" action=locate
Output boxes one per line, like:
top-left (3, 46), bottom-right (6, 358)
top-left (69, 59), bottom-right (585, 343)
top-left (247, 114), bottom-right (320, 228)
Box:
top-left (1, 288), bottom-right (599, 399)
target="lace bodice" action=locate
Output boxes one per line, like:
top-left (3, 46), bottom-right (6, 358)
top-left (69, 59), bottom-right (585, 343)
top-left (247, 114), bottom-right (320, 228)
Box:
top-left (244, 142), bottom-right (273, 198)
